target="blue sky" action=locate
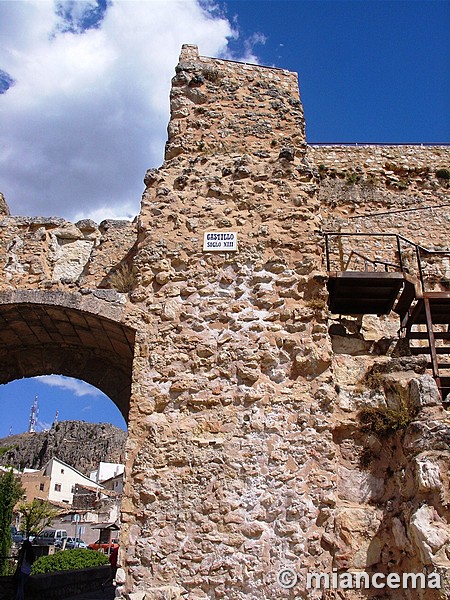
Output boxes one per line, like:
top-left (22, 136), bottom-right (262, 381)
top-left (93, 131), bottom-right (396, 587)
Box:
top-left (226, 0), bottom-right (450, 143)
top-left (0, 1), bottom-right (448, 221)
top-left (0, 376), bottom-right (126, 438)
top-left (0, 1), bottom-right (449, 438)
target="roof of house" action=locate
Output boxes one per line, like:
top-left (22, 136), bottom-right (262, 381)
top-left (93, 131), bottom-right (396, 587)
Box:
top-left (44, 457), bottom-right (104, 489)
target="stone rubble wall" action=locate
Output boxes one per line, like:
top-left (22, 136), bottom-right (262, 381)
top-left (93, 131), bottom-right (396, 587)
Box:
top-left (0, 215), bottom-right (137, 291)
top-left (0, 45), bottom-right (449, 599)
top-left (165, 44), bottom-right (305, 161)
top-left (307, 141), bottom-right (450, 599)
top-left (310, 144), bottom-right (450, 248)
top-left (122, 44), bottom-right (337, 600)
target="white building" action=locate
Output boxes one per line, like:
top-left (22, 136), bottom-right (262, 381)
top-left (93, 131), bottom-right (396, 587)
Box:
top-left (101, 472), bottom-right (124, 494)
top-left (43, 457), bottom-right (103, 504)
top-left (90, 462), bottom-right (124, 484)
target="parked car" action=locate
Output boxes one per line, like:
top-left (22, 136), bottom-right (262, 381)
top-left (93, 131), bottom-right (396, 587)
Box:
top-left (10, 526), bottom-right (25, 544)
top-left (34, 529), bottom-right (68, 546)
top-left (88, 539), bottom-right (119, 553)
top-left (65, 537), bottom-right (88, 549)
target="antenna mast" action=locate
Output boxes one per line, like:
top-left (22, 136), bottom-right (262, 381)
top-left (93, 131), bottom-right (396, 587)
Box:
top-left (28, 396), bottom-right (39, 433)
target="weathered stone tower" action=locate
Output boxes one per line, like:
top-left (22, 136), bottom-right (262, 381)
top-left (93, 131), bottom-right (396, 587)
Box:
top-left (1, 45), bottom-right (449, 599)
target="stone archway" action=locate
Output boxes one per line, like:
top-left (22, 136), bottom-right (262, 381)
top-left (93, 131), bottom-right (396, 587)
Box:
top-left (0, 289), bottom-right (135, 420)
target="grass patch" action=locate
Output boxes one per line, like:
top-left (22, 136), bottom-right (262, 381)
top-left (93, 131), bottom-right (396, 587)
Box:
top-left (358, 401), bottom-right (415, 436)
top-left (201, 67), bottom-right (221, 84)
top-left (109, 263), bottom-right (137, 293)
top-left (436, 168), bottom-right (450, 181)
top-left (305, 298), bottom-right (327, 310)
top-left (345, 172), bottom-right (362, 185)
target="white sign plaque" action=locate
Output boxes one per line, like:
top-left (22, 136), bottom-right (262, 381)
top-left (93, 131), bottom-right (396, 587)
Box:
top-left (203, 231), bottom-right (238, 252)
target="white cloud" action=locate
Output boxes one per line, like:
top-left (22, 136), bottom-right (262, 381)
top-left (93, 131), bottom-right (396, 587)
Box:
top-left (0, 0), bottom-right (236, 221)
top-left (36, 374), bottom-right (104, 398)
top-left (36, 420), bottom-right (53, 432)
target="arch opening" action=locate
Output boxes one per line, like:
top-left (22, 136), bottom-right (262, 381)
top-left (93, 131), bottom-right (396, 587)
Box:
top-left (0, 296), bottom-right (135, 422)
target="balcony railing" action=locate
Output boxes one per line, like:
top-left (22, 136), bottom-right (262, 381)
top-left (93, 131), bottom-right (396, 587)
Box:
top-left (324, 232), bottom-right (450, 294)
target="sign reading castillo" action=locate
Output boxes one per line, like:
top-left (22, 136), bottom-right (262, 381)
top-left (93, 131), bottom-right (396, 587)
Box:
top-left (203, 231), bottom-right (238, 251)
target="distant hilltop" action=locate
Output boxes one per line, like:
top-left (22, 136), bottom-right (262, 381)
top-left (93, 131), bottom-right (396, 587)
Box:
top-left (0, 420), bottom-right (126, 475)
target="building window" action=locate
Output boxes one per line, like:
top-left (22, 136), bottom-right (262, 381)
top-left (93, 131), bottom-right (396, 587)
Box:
top-left (55, 483), bottom-right (62, 492)
top-left (61, 468), bottom-right (65, 474)
top-left (39, 483), bottom-right (45, 491)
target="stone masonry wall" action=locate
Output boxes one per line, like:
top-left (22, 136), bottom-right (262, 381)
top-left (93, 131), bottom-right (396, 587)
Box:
top-left (119, 47), bottom-right (450, 599)
top-left (0, 215), bottom-right (137, 290)
top-left (121, 44), bottom-right (335, 600)
top-left (309, 144), bottom-right (449, 245)
top-left (0, 45), bottom-right (449, 599)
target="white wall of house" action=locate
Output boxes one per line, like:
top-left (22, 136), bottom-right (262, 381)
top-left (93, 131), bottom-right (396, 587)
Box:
top-left (89, 462), bottom-right (124, 484)
top-left (102, 473), bottom-right (123, 494)
top-left (43, 458), bottom-right (103, 504)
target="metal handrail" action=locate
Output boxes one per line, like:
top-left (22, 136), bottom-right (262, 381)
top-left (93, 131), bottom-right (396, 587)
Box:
top-left (343, 249), bottom-right (401, 272)
top-left (324, 232), bottom-right (450, 294)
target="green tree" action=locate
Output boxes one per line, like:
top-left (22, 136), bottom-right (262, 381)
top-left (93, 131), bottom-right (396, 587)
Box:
top-left (18, 499), bottom-right (60, 538)
top-left (0, 470), bottom-right (24, 576)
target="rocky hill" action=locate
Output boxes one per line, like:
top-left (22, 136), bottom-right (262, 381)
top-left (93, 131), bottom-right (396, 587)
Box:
top-left (0, 421), bottom-right (126, 475)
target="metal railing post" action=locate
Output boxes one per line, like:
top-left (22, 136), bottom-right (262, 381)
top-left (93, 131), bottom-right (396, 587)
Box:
top-left (325, 234), bottom-right (330, 271)
top-left (396, 235), bottom-right (404, 272)
top-left (416, 245), bottom-right (425, 293)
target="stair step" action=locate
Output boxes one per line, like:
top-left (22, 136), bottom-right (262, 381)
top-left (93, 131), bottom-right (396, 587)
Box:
top-left (410, 346), bottom-right (450, 355)
top-left (427, 363), bottom-right (450, 370)
top-left (408, 331), bottom-right (450, 340)
top-left (439, 377), bottom-right (450, 402)
top-left (327, 272), bottom-right (404, 315)
top-left (407, 305), bottom-right (450, 326)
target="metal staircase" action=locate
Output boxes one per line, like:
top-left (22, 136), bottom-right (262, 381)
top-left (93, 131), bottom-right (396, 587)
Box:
top-left (398, 292), bottom-right (450, 401)
top-left (325, 233), bottom-right (450, 402)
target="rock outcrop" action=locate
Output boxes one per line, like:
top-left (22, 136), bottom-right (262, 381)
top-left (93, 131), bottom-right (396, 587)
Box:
top-left (0, 420), bottom-right (126, 475)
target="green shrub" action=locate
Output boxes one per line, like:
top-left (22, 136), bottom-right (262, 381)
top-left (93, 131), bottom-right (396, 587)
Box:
top-left (0, 446), bottom-right (14, 457)
top-left (345, 172), bottom-right (361, 185)
top-left (201, 67), bottom-right (221, 84)
top-left (305, 298), bottom-right (327, 310)
top-left (31, 549), bottom-right (109, 574)
top-left (318, 164), bottom-right (327, 179)
top-left (365, 173), bottom-right (377, 185)
top-left (396, 178), bottom-right (409, 189)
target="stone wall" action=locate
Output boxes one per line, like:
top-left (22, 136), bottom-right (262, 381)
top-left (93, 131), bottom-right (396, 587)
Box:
top-left (310, 144), bottom-right (449, 244)
top-left (165, 44), bottom-right (305, 161)
top-left (308, 144), bottom-right (450, 293)
top-left (0, 215), bottom-right (137, 289)
top-left (0, 45), bottom-right (449, 599)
